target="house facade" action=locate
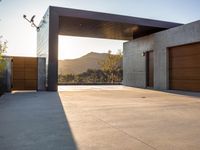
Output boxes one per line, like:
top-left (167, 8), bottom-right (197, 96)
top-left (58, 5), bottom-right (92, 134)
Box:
top-left (123, 20), bottom-right (200, 92)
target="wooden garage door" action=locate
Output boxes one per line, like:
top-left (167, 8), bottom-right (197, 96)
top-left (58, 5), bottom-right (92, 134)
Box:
top-left (12, 57), bottom-right (38, 90)
top-left (169, 43), bottom-right (200, 92)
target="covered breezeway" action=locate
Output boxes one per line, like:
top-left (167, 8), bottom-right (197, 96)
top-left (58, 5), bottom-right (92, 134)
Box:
top-left (37, 6), bottom-right (181, 91)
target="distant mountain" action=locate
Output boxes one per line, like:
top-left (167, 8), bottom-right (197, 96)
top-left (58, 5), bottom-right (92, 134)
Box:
top-left (58, 52), bottom-right (109, 75)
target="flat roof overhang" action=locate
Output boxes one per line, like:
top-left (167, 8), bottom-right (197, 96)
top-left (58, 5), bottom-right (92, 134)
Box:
top-left (49, 6), bottom-right (182, 40)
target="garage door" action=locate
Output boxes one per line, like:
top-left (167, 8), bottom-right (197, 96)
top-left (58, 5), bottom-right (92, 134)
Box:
top-left (169, 43), bottom-right (200, 92)
top-left (12, 57), bottom-right (38, 90)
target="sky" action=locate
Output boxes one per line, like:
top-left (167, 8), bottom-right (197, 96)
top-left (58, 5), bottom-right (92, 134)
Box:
top-left (0, 0), bottom-right (200, 59)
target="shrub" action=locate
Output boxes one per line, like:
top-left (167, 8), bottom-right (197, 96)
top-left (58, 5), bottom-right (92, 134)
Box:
top-left (0, 36), bottom-right (7, 95)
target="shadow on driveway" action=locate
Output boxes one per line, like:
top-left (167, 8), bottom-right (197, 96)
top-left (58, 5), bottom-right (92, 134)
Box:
top-left (0, 92), bottom-right (77, 150)
top-left (162, 90), bottom-right (200, 98)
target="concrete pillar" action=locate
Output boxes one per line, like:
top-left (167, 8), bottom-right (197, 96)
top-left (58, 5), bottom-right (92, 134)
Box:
top-left (0, 57), bottom-right (12, 92)
top-left (5, 58), bottom-right (12, 92)
top-left (37, 57), bottom-right (46, 91)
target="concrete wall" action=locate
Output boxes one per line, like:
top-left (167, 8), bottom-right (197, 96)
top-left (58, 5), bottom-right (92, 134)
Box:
top-left (0, 58), bottom-right (12, 93)
top-left (37, 8), bottom-right (49, 60)
top-left (37, 58), bottom-right (46, 91)
top-left (5, 58), bottom-right (12, 92)
top-left (123, 35), bottom-right (154, 88)
top-left (123, 20), bottom-right (200, 90)
top-left (37, 8), bottom-right (49, 90)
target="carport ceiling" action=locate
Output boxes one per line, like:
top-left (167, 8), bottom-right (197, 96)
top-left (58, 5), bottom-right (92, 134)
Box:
top-left (54, 7), bottom-right (182, 40)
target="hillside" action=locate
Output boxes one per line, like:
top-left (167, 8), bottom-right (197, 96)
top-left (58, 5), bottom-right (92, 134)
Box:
top-left (58, 52), bottom-right (108, 75)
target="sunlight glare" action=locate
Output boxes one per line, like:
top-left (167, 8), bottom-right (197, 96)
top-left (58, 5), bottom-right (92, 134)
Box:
top-left (58, 35), bottom-right (126, 60)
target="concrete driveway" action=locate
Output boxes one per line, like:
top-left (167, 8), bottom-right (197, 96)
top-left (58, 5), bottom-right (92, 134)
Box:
top-left (1, 86), bottom-right (200, 150)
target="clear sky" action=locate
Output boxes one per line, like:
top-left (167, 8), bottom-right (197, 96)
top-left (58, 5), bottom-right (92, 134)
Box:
top-left (0, 0), bottom-right (200, 59)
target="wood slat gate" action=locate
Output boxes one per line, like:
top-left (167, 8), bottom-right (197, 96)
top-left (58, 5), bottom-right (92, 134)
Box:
top-left (12, 57), bottom-right (38, 90)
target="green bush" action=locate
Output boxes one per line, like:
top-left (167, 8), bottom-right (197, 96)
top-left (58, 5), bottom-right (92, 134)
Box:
top-left (58, 69), bottom-right (122, 84)
top-left (0, 74), bottom-right (5, 95)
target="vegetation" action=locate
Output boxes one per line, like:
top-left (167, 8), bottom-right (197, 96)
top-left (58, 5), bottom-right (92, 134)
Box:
top-left (0, 36), bottom-right (7, 71)
top-left (100, 50), bottom-right (122, 83)
top-left (0, 36), bottom-right (7, 94)
top-left (58, 50), bottom-right (123, 84)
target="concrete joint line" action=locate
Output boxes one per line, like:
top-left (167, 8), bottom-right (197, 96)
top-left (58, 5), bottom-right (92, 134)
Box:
top-left (92, 115), bottom-right (158, 150)
top-left (64, 103), bottom-right (158, 150)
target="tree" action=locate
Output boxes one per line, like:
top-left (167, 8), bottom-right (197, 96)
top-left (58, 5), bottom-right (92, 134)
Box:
top-left (0, 1), bottom-right (8, 72)
top-left (100, 50), bottom-right (123, 83)
top-left (0, 36), bottom-right (7, 72)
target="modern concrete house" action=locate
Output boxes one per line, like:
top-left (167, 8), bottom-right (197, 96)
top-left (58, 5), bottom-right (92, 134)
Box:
top-left (37, 6), bottom-right (200, 92)
top-left (123, 20), bottom-right (200, 92)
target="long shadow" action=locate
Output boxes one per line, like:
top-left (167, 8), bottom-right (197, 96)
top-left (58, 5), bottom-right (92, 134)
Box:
top-left (161, 90), bottom-right (200, 98)
top-left (56, 92), bottom-right (78, 150)
top-left (124, 85), bottom-right (200, 98)
top-left (0, 91), bottom-right (77, 150)
top-left (145, 87), bottom-right (200, 98)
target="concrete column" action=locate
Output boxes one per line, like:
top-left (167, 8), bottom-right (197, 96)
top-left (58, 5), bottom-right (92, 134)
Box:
top-left (5, 58), bottom-right (12, 92)
top-left (37, 57), bottom-right (46, 91)
top-left (47, 7), bottom-right (59, 91)
top-left (0, 57), bottom-right (12, 92)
